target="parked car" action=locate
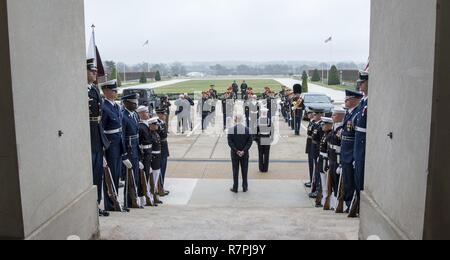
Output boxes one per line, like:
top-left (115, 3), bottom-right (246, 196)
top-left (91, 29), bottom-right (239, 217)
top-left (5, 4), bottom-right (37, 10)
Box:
top-left (122, 88), bottom-right (157, 109)
top-left (300, 93), bottom-right (334, 120)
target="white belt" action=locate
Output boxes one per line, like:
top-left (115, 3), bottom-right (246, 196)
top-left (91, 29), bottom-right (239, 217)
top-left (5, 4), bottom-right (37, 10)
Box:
top-left (356, 127), bottom-right (367, 133)
top-left (330, 145), bottom-right (341, 153)
top-left (320, 152), bottom-right (328, 158)
top-left (152, 151), bottom-right (161, 155)
top-left (104, 128), bottom-right (122, 135)
top-left (250, 111), bottom-right (259, 114)
top-left (140, 145), bottom-right (152, 150)
top-left (260, 132), bottom-right (271, 135)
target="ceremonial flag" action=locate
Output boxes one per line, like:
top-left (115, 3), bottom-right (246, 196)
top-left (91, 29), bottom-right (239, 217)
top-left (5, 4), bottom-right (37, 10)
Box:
top-left (364, 58), bottom-right (370, 72)
top-left (87, 25), bottom-right (105, 77)
top-left (143, 40), bottom-right (149, 47)
top-left (324, 36), bottom-right (332, 43)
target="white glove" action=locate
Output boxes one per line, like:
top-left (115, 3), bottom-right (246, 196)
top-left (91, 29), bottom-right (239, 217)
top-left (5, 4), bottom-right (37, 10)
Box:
top-left (122, 159), bottom-right (133, 169)
top-left (336, 166), bottom-right (342, 175)
top-left (139, 162), bottom-right (145, 170)
top-left (103, 158), bottom-right (108, 168)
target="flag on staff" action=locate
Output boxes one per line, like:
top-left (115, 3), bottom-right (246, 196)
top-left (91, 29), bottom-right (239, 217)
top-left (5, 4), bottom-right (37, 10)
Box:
top-left (87, 25), bottom-right (105, 77)
top-left (143, 40), bottom-right (149, 47)
top-left (364, 58), bottom-right (370, 72)
top-left (325, 36), bottom-right (332, 43)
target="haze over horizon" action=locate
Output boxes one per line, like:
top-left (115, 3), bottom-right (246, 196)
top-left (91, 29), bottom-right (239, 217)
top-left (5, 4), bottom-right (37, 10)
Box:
top-left (85, 0), bottom-right (370, 65)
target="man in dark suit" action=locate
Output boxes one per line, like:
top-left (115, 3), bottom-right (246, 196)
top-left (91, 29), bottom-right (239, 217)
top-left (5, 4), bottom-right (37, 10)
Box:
top-left (228, 115), bottom-right (254, 193)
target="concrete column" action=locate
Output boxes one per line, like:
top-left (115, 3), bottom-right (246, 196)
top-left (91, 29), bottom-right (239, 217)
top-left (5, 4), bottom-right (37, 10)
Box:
top-left (0, 0), bottom-right (98, 240)
top-left (423, 0), bottom-right (450, 240)
top-left (360, 0), bottom-right (450, 240)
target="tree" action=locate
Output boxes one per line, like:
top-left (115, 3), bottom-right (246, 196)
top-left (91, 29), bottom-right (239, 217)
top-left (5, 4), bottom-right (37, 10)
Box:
top-left (311, 69), bottom-right (321, 82)
top-left (155, 71), bottom-right (161, 81)
top-left (328, 65), bottom-right (341, 85)
top-left (139, 72), bottom-right (147, 84)
top-left (109, 64), bottom-right (122, 87)
top-left (302, 71), bottom-right (309, 92)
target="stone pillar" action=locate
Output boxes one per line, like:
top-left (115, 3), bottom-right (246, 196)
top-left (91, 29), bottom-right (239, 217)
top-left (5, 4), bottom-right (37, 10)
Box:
top-left (0, 0), bottom-right (99, 240)
top-left (423, 0), bottom-right (450, 240)
top-left (360, 0), bottom-right (450, 240)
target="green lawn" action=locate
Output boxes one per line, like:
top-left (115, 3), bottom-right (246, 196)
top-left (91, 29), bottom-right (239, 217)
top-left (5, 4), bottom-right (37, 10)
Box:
top-left (154, 79), bottom-right (282, 95)
top-left (309, 81), bottom-right (357, 92)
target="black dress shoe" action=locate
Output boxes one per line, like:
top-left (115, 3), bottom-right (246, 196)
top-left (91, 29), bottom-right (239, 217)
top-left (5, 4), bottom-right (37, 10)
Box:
top-left (99, 209), bottom-right (110, 217)
top-left (230, 189), bottom-right (238, 193)
top-left (344, 208), bottom-right (350, 214)
top-left (304, 182), bottom-right (312, 188)
top-left (156, 200), bottom-right (163, 204)
top-left (243, 188), bottom-right (248, 193)
top-left (164, 191), bottom-right (170, 196)
top-left (309, 192), bottom-right (318, 199)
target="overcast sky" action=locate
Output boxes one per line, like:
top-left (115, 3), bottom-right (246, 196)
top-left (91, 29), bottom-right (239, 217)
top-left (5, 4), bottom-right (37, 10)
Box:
top-left (84, 0), bottom-right (370, 64)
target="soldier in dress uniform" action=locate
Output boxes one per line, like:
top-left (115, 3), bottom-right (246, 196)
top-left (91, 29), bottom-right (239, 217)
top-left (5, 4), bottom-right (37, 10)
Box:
top-left (137, 105), bottom-right (157, 207)
top-left (221, 91), bottom-right (233, 130)
top-left (315, 117), bottom-right (333, 208)
top-left (241, 81), bottom-right (249, 100)
top-left (122, 93), bottom-right (144, 209)
top-left (308, 108), bottom-right (324, 199)
top-left (349, 71), bottom-right (369, 218)
top-left (304, 111), bottom-right (315, 188)
top-left (232, 81), bottom-right (239, 100)
top-left (100, 79), bottom-right (126, 212)
top-left (340, 90), bottom-right (364, 213)
top-left (254, 108), bottom-right (274, 173)
top-left (292, 95), bottom-right (305, 136)
top-left (324, 108), bottom-right (346, 211)
top-left (156, 108), bottom-right (171, 197)
top-left (149, 117), bottom-right (164, 204)
top-left (244, 95), bottom-right (259, 134)
top-left (87, 58), bottom-right (110, 217)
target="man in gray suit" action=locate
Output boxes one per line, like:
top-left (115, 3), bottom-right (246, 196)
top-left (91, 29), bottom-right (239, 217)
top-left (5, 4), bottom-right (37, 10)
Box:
top-left (228, 115), bottom-right (253, 193)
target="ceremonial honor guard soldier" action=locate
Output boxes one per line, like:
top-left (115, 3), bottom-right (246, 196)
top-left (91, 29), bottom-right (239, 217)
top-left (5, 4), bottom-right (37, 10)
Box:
top-left (340, 90), bottom-right (363, 213)
top-left (316, 117), bottom-right (333, 208)
top-left (149, 117), bottom-right (164, 204)
top-left (122, 93), bottom-right (145, 209)
top-left (244, 95), bottom-right (259, 134)
top-left (304, 111), bottom-right (315, 188)
top-left (87, 58), bottom-right (110, 217)
top-left (232, 81), bottom-right (239, 100)
top-left (324, 108), bottom-right (346, 211)
top-left (137, 105), bottom-right (157, 207)
top-left (100, 79), bottom-right (126, 212)
top-left (156, 108), bottom-right (170, 197)
top-left (349, 71), bottom-right (369, 218)
top-left (309, 108), bottom-right (324, 199)
top-left (255, 108), bottom-right (274, 173)
top-left (241, 80), bottom-right (249, 100)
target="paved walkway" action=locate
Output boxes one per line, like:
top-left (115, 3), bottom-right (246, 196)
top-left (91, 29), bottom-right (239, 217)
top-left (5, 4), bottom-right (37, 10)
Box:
top-left (100, 82), bottom-right (359, 240)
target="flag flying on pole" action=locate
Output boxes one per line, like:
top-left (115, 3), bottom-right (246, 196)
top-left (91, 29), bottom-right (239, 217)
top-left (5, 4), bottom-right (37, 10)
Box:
top-left (325, 36), bottom-right (332, 43)
top-left (143, 40), bottom-right (149, 47)
top-left (87, 25), bottom-right (105, 77)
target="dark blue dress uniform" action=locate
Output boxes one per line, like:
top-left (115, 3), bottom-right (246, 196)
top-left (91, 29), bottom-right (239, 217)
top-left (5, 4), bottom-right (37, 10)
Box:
top-left (100, 80), bottom-right (125, 211)
top-left (341, 90), bottom-right (364, 208)
top-left (121, 94), bottom-right (142, 203)
top-left (328, 121), bottom-right (344, 198)
top-left (255, 114), bottom-right (274, 173)
top-left (157, 114), bottom-right (170, 187)
top-left (87, 58), bottom-right (110, 206)
top-left (306, 117), bottom-right (315, 185)
top-left (310, 114), bottom-right (324, 194)
top-left (354, 97), bottom-right (368, 200)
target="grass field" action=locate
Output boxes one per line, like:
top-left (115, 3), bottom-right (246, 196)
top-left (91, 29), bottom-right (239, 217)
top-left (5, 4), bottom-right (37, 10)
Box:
top-left (309, 81), bottom-right (357, 92)
top-left (153, 79), bottom-right (282, 95)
